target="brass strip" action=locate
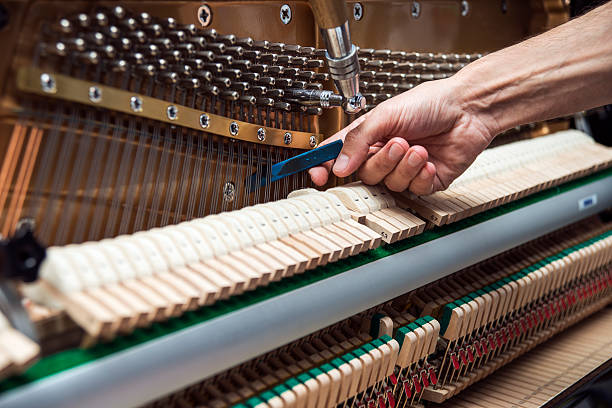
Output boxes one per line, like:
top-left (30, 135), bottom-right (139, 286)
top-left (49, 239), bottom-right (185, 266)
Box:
top-left (16, 67), bottom-right (323, 150)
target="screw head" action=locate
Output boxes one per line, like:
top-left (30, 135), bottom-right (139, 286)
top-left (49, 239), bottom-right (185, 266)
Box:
top-left (199, 113), bottom-right (210, 129)
top-left (198, 4), bottom-right (212, 26)
top-left (130, 96), bottom-right (143, 112)
top-left (461, 0), bottom-right (470, 16)
top-left (166, 105), bottom-right (178, 120)
top-left (411, 1), bottom-right (421, 18)
top-left (229, 121), bottom-right (239, 136)
top-left (88, 86), bottom-right (102, 103)
top-left (223, 182), bottom-right (236, 202)
top-left (40, 73), bottom-right (57, 93)
top-left (280, 4), bottom-right (292, 25)
top-left (257, 127), bottom-right (266, 142)
top-left (309, 135), bottom-right (317, 148)
top-left (283, 132), bottom-right (292, 145)
top-left (353, 3), bottom-right (363, 21)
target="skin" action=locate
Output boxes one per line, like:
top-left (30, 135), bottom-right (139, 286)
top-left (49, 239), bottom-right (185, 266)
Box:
top-left (309, 1), bottom-right (612, 195)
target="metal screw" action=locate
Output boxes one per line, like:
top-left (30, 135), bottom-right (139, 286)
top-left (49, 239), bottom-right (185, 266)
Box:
top-left (411, 2), bottom-right (421, 18)
top-left (461, 0), bottom-right (470, 16)
top-left (229, 121), bottom-right (239, 136)
top-left (88, 86), bottom-right (102, 103)
top-left (257, 127), bottom-right (266, 141)
top-left (280, 4), bottom-right (292, 25)
top-left (199, 113), bottom-right (210, 128)
top-left (40, 73), bottom-right (56, 93)
top-left (283, 132), bottom-right (292, 145)
top-left (130, 96), bottom-right (143, 112)
top-left (198, 4), bottom-right (212, 26)
top-left (309, 135), bottom-right (317, 148)
top-left (222, 182), bottom-right (236, 202)
top-left (353, 3), bottom-right (363, 21)
top-left (166, 105), bottom-right (178, 120)
top-left (501, 0), bottom-right (507, 14)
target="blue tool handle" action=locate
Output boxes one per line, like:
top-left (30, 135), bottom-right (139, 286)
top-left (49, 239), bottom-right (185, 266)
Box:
top-left (274, 139), bottom-right (343, 178)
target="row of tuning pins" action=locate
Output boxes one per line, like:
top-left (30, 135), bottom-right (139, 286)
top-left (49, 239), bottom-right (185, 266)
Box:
top-left (39, 7), bottom-right (330, 117)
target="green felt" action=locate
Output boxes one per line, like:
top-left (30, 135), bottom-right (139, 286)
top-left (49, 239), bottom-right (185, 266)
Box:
top-left (0, 168), bottom-right (610, 394)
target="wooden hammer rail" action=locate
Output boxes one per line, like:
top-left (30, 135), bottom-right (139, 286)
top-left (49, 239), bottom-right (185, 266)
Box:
top-left (24, 184), bottom-right (421, 343)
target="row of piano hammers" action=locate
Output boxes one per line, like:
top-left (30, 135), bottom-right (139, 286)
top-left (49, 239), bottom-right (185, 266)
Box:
top-left (146, 216), bottom-right (612, 408)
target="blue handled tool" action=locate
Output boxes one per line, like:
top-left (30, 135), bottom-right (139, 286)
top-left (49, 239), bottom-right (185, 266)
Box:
top-left (248, 139), bottom-right (343, 192)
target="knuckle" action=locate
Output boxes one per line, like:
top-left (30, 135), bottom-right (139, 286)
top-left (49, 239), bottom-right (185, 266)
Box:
top-left (384, 175), bottom-right (409, 193)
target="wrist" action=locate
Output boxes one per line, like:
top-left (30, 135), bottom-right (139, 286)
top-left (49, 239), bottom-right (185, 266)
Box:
top-left (450, 61), bottom-right (503, 141)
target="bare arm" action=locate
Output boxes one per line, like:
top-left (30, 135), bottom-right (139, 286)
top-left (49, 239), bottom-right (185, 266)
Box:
top-left (309, 2), bottom-right (612, 194)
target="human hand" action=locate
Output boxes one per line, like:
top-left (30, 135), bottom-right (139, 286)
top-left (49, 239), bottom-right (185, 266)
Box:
top-left (309, 77), bottom-right (495, 195)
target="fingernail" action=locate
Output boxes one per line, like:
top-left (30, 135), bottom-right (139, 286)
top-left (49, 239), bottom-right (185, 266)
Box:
top-left (407, 152), bottom-right (423, 167)
top-left (388, 143), bottom-right (404, 161)
top-left (333, 153), bottom-right (349, 173)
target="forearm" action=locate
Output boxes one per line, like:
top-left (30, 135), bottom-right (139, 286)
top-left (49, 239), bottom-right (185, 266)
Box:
top-left (454, 1), bottom-right (612, 137)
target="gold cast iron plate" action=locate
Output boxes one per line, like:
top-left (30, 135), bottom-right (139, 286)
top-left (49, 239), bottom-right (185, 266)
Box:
top-left (16, 67), bottom-right (322, 150)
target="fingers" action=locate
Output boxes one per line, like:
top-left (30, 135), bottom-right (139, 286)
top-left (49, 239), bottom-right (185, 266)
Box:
top-left (332, 103), bottom-right (394, 177)
top-left (308, 113), bottom-right (372, 186)
top-left (383, 145), bottom-right (429, 192)
top-left (408, 162), bottom-right (436, 195)
top-left (358, 137), bottom-right (410, 185)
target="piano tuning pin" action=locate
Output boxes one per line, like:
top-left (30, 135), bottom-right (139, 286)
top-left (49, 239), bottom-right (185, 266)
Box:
top-left (107, 59), bottom-right (128, 72)
top-left (127, 52), bottom-right (145, 65)
top-left (119, 17), bottom-right (138, 31)
top-left (80, 32), bottom-right (105, 46)
top-left (220, 90), bottom-right (239, 101)
top-left (190, 36), bottom-right (207, 49)
top-left (163, 50), bottom-right (182, 63)
top-left (180, 78), bottom-right (200, 89)
top-left (201, 62), bottom-right (223, 73)
top-left (201, 84), bottom-right (220, 96)
top-left (94, 12), bottom-right (108, 27)
top-left (157, 58), bottom-right (169, 71)
top-left (135, 64), bottom-right (156, 77)
top-left (176, 64), bottom-right (193, 76)
top-left (217, 34), bottom-right (237, 45)
top-left (157, 71), bottom-right (178, 84)
top-left (253, 40), bottom-right (269, 50)
top-left (65, 38), bottom-right (86, 52)
top-left (128, 30), bottom-right (147, 44)
top-left (206, 42), bottom-right (226, 53)
top-left (54, 18), bottom-right (72, 34)
top-left (75, 13), bottom-right (90, 28)
top-left (256, 97), bottom-right (274, 107)
top-left (213, 55), bottom-right (233, 65)
top-left (194, 50), bottom-right (214, 62)
top-left (164, 17), bottom-right (177, 29)
top-left (231, 60), bottom-right (251, 71)
top-left (274, 102), bottom-right (291, 112)
top-left (151, 38), bottom-right (171, 50)
top-left (276, 78), bottom-right (293, 88)
top-left (117, 38), bottom-right (132, 51)
top-left (250, 86), bottom-right (266, 96)
top-left (44, 42), bottom-right (67, 57)
top-left (240, 95), bottom-right (256, 105)
top-left (291, 80), bottom-right (307, 89)
top-left (143, 23), bottom-right (163, 38)
top-left (300, 46), bottom-right (315, 55)
top-left (194, 70), bottom-right (213, 82)
top-left (267, 65), bottom-right (284, 75)
top-left (265, 89), bottom-right (284, 99)
top-left (140, 44), bottom-right (159, 57)
top-left (305, 83), bottom-right (323, 90)
top-left (111, 6), bottom-right (126, 20)
top-left (222, 69), bottom-right (241, 80)
top-left (305, 107), bottom-right (323, 116)
top-left (268, 42), bottom-right (285, 52)
top-left (201, 28), bottom-right (217, 40)
top-left (138, 12), bottom-right (152, 25)
top-left (77, 51), bottom-right (99, 65)
top-left (241, 72), bottom-right (260, 82)
top-left (225, 46), bottom-right (244, 57)
top-left (243, 50), bottom-right (261, 60)
top-left (182, 24), bottom-right (198, 36)
top-left (284, 44), bottom-right (301, 54)
top-left (260, 53), bottom-right (278, 64)
top-left (167, 30), bottom-right (186, 43)
top-left (103, 25), bottom-right (120, 39)
top-left (258, 77), bottom-right (275, 87)
top-left (98, 45), bottom-right (116, 59)
top-left (230, 82), bottom-right (249, 92)
top-left (177, 43), bottom-right (196, 55)
top-left (236, 37), bottom-right (253, 47)
top-left (213, 77), bottom-right (231, 88)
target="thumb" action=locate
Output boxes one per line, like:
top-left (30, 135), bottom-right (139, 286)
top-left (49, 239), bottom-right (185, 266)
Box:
top-left (332, 103), bottom-right (395, 177)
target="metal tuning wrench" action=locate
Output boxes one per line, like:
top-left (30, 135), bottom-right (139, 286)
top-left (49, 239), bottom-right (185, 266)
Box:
top-left (309, 0), bottom-right (365, 113)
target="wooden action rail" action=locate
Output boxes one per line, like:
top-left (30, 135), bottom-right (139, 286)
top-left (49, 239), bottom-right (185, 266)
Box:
top-left (0, 311), bottom-right (40, 380)
top-left (173, 220), bottom-right (611, 408)
top-left (396, 130), bottom-right (612, 226)
top-left (439, 306), bottom-right (612, 408)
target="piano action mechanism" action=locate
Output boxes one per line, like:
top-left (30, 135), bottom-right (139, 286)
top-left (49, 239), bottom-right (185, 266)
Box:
top-left (0, 1), bottom-right (611, 407)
